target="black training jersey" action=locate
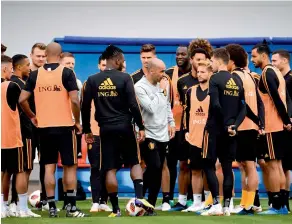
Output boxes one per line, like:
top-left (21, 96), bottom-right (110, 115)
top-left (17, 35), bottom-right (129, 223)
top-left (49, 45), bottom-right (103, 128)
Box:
top-left (131, 69), bottom-right (145, 84)
top-left (177, 72), bottom-right (199, 106)
top-left (81, 69), bottom-right (144, 133)
top-left (206, 70), bottom-right (246, 133)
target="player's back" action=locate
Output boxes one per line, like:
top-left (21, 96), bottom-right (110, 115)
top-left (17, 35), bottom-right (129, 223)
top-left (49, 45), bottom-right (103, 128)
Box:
top-left (89, 69), bottom-right (134, 127)
top-left (207, 70), bottom-right (244, 131)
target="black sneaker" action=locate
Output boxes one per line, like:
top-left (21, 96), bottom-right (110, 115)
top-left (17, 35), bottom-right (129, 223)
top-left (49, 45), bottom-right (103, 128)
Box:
top-left (144, 210), bottom-right (157, 216)
top-left (66, 206), bottom-right (90, 218)
top-left (49, 208), bottom-right (59, 218)
top-left (169, 202), bottom-right (187, 211)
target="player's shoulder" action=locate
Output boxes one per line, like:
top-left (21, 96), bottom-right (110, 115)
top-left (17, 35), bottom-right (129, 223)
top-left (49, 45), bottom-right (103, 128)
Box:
top-left (165, 66), bottom-right (176, 75)
top-left (130, 69), bottom-right (142, 76)
top-left (8, 80), bottom-right (21, 91)
top-left (177, 72), bottom-right (190, 82)
top-left (250, 72), bottom-right (260, 81)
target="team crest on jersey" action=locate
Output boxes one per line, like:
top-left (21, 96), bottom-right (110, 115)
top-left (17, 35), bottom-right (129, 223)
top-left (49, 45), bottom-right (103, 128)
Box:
top-left (148, 142), bottom-right (155, 150)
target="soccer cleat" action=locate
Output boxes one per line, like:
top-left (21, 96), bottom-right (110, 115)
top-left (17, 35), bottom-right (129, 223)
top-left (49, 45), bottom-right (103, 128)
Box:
top-left (144, 210), bottom-right (157, 216)
top-left (90, 203), bottom-right (99, 212)
top-left (66, 208), bottom-right (90, 218)
top-left (195, 204), bottom-right (212, 215)
top-left (18, 210), bottom-right (31, 218)
top-left (258, 207), bottom-right (282, 215)
top-left (8, 202), bottom-right (18, 217)
top-left (201, 204), bottom-right (223, 216)
top-left (161, 202), bottom-right (171, 211)
top-left (155, 204), bottom-right (163, 211)
top-left (238, 208), bottom-right (254, 215)
top-left (182, 203), bottom-right (205, 212)
top-left (229, 198), bottom-right (234, 211)
top-left (223, 207), bottom-right (230, 216)
top-left (1, 206), bottom-right (10, 218)
top-left (168, 202), bottom-right (187, 211)
top-left (252, 205), bottom-right (263, 212)
top-left (26, 209), bottom-right (41, 217)
top-left (169, 200), bottom-right (175, 207)
top-left (135, 199), bottom-right (154, 212)
top-left (49, 208), bottom-right (59, 218)
top-left (230, 205), bottom-right (244, 214)
top-left (108, 211), bottom-right (121, 217)
top-left (186, 200), bottom-right (193, 208)
top-left (280, 206), bottom-right (289, 215)
top-left (99, 203), bottom-right (112, 212)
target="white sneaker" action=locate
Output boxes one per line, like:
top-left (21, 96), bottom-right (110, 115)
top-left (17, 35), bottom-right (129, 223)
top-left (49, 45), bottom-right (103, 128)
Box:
top-left (201, 204), bottom-right (223, 216)
top-left (161, 202), bottom-right (171, 211)
top-left (223, 207), bottom-right (230, 216)
top-left (90, 203), bottom-right (99, 212)
top-left (230, 205), bottom-right (243, 214)
top-left (182, 203), bottom-right (204, 212)
top-left (8, 202), bottom-right (18, 217)
top-left (229, 198), bottom-right (234, 211)
top-left (155, 204), bottom-right (163, 211)
top-left (1, 206), bottom-right (10, 218)
top-left (26, 209), bottom-right (41, 217)
top-left (252, 205), bottom-right (263, 212)
top-left (99, 203), bottom-right (112, 212)
top-left (18, 210), bottom-right (31, 218)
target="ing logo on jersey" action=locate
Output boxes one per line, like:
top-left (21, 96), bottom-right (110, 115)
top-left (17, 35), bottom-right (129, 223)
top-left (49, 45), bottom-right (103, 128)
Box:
top-left (98, 78), bottom-right (118, 97)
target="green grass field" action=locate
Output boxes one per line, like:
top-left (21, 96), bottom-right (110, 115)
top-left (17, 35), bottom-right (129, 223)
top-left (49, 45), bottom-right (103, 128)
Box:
top-left (2, 199), bottom-right (292, 224)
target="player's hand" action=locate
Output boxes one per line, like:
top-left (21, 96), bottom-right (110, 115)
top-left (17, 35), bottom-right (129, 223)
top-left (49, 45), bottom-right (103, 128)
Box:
top-left (284, 123), bottom-right (292, 131)
top-left (160, 78), bottom-right (169, 90)
top-left (169, 126), bottom-right (176, 139)
top-left (85, 133), bottom-right (94, 144)
top-left (258, 129), bottom-right (266, 135)
top-left (30, 117), bottom-right (38, 127)
top-left (75, 123), bottom-right (82, 134)
top-left (137, 130), bottom-right (145, 143)
top-left (228, 125), bottom-right (236, 137)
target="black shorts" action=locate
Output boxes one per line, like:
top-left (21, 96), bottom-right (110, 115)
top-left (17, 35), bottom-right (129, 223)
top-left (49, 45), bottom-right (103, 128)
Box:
top-left (141, 138), bottom-right (168, 170)
top-left (257, 131), bottom-right (285, 161)
top-left (22, 137), bottom-right (34, 171)
top-left (39, 127), bottom-right (78, 166)
top-left (168, 130), bottom-right (189, 162)
top-left (100, 124), bottom-right (140, 170)
top-left (202, 129), bottom-right (236, 163)
top-left (189, 145), bottom-right (203, 170)
top-left (1, 148), bottom-right (25, 173)
top-left (76, 133), bottom-right (82, 158)
top-left (87, 135), bottom-right (101, 169)
top-left (236, 130), bottom-right (258, 162)
top-left (282, 131), bottom-right (292, 171)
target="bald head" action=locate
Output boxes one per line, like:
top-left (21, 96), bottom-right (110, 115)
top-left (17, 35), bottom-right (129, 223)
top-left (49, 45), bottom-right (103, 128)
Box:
top-left (46, 42), bottom-right (62, 60)
top-left (147, 58), bottom-right (166, 84)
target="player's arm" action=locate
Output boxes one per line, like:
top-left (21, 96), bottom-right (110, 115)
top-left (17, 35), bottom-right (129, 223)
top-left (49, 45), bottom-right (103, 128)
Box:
top-left (184, 88), bottom-right (192, 132)
top-left (125, 75), bottom-right (144, 131)
top-left (264, 68), bottom-right (291, 125)
top-left (7, 82), bottom-right (21, 111)
top-left (208, 76), bottom-right (224, 119)
top-left (234, 89), bottom-right (247, 129)
top-left (286, 89), bottom-right (292, 118)
top-left (19, 72), bottom-right (36, 120)
top-left (177, 79), bottom-right (183, 104)
top-left (81, 78), bottom-right (94, 134)
top-left (63, 68), bottom-right (80, 125)
top-left (256, 88), bottom-right (265, 129)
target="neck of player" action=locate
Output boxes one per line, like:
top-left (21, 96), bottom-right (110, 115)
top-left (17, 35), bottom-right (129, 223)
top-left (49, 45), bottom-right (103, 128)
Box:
top-left (13, 71), bottom-right (24, 80)
top-left (200, 82), bottom-right (208, 91)
top-left (218, 64), bottom-right (228, 72)
top-left (179, 63), bottom-right (191, 74)
top-left (282, 66), bottom-right (291, 76)
top-left (260, 60), bottom-right (270, 70)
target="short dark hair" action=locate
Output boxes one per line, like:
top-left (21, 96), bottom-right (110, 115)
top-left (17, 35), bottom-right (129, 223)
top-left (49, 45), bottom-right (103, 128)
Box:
top-left (190, 48), bottom-right (210, 59)
top-left (140, 44), bottom-right (156, 54)
top-left (1, 55), bottom-right (12, 63)
top-left (212, 48), bottom-right (230, 65)
top-left (60, 52), bottom-right (74, 59)
top-left (252, 40), bottom-right (271, 56)
top-left (12, 54), bottom-right (28, 69)
top-left (272, 49), bottom-right (290, 61)
top-left (31, 43), bottom-right (46, 54)
top-left (98, 54), bottom-right (106, 64)
top-left (102, 45), bottom-right (123, 60)
top-left (225, 44), bottom-right (247, 68)
top-left (1, 44), bottom-right (7, 53)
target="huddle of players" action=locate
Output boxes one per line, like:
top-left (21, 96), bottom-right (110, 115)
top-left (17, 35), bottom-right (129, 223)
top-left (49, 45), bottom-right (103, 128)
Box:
top-left (131, 40), bottom-right (292, 216)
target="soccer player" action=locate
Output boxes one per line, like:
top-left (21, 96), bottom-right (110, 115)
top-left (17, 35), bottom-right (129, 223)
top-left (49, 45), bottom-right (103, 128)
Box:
top-left (226, 44), bottom-right (265, 215)
top-left (131, 44), bottom-right (157, 84)
top-left (202, 48), bottom-right (246, 216)
top-left (183, 60), bottom-right (213, 212)
top-left (251, 42), bottom-right (291, 215)
top-left (29, 43), bottom-right (48, 210)
top-left (165, 45), bottom-right (191, 206)
top-left (1, 55), bottom-right (40, 218)
top-left (19, 42), bottom-right (87, 218)
top-left (1, 43), bottom-right (7, 55)
top-left (8, 54), bottom-right (34, 216)
top-left (170, 48), bottom-right (209, 211)
top-left (80, 55), bottom-right (112, 213)
top-left (271, 49), bottom-right (292, 211)
top-left (135, 58), bottom-right (175, 212)
top-left (81, 45), bottom-right (154, 217)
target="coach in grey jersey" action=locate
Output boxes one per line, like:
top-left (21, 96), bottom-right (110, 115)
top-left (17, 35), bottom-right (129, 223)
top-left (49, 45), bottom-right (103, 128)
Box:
top-left (135, 58), bottom-right (175, 212)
